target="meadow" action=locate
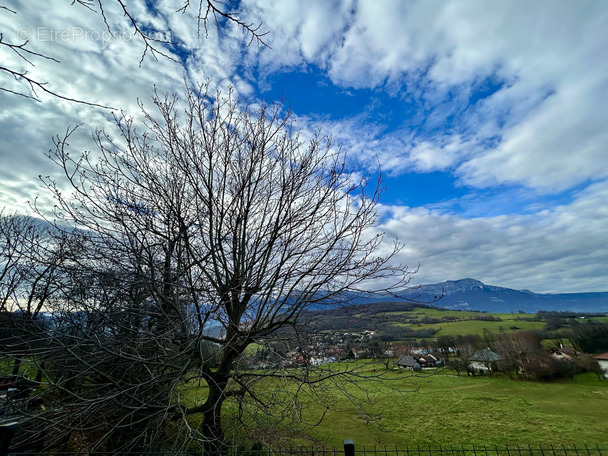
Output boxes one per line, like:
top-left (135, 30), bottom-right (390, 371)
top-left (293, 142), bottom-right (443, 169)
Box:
top-left (179, 362), bottom-right (608, 448)
top-left (345, 307), bottom-right (548, 339)
top-left (299, 366), bottom-right (608, 448)
top-left (4, 305), bottom-right (608, 450)
top-left (394, 314), bottom-right (545, 337)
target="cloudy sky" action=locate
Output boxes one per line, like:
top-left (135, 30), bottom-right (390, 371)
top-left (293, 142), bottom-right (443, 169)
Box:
top-left (1, 0), bottom-right (607, 293)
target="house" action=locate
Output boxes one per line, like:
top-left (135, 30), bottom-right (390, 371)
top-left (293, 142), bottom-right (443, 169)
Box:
top-left (415, 352), bottom-right (445, 368)
top-left (468, 348), bottom-right (501, 372)
top-left (550, 345), bottom-right (579, 361)
top-left (0, 376), bottom-right (35, 416)
top-left (394, 355), bottom-right (421, 371)
top-left (0, 377), bottom-right (17, 391)
top-left (366, 346), bottom-right (384, 358)
top-left (594, 351), bottom-right (608, 378)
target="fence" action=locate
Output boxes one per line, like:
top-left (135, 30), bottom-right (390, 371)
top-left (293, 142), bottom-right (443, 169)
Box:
top-left (1, 434), bottom-right (607, 456)
top-left (342, 443), bottom-right (607, 456)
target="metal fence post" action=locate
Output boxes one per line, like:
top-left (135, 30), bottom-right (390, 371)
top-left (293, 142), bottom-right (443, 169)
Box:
top-left (0, 421), bottom-right (19, 456)
top-left (345, 440), bottom-right (355, 456)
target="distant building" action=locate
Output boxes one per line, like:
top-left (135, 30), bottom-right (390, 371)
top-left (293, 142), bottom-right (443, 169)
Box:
top-left (550, 345), bottom-right (579, 361)
top-left (394, 355), bottom-right (421, 371)
top-left (468, 348), bottom-right (501, 372)
top-left (594, 351), bottom-right (608, 378)
top-left (416, 352), bottom-right (445, 368)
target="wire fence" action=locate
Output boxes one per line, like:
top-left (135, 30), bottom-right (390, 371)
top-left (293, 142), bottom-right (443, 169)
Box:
top-left (346, 444), bottom-right (608, 456)
top-left (1, 443), bottom-right (607, 456)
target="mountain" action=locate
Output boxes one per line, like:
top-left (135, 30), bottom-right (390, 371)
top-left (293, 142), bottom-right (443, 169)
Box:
top-left (346, 278), bottom-right (608, 313)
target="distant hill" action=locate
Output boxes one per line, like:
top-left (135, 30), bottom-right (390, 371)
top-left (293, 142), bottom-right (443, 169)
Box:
top-left (345, 278), bottom-right (608, 313)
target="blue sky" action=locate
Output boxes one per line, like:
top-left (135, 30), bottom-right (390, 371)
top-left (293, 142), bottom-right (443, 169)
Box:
top-left (259, 67), bottom-right (508, 209)
top-left (1, 0), bottom-right (607, 293)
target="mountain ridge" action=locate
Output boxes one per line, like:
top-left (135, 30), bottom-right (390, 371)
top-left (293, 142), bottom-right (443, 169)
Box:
top-left (350, 278), bottom-right (608, 313)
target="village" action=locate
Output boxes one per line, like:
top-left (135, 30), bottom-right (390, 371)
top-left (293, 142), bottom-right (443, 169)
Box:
top-left (246, 327), bottom-right (608, 380)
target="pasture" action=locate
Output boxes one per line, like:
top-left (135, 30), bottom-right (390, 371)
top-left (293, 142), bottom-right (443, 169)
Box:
top-left (300, 367), bottom-right (608, 447)
top-left (372, 307), bottom-right (546, 338)
top-left (179, 363), bottom-right (608, 448)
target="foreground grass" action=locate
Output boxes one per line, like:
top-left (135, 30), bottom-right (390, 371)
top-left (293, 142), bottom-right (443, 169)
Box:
top-left (178, 362), bottom-right (607, 448)
top-left (299, 366), bottom-right (608, 447)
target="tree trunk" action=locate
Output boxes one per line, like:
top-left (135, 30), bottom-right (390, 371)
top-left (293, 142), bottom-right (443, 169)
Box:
top-left (35, 361), bottom-right (44, 383)
top-left (201, 376), bottom-right (228, 456)
top-left (11, 356), bottom-right (22, 377)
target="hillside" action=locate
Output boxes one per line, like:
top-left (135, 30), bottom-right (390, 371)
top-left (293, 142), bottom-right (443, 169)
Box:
top-left (304, 301), bottom-right (550, 339)
top-left (301, 278), bottom-right (608, 339)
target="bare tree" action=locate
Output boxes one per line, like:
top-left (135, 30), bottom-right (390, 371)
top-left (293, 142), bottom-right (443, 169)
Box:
top-left (492, 331), bottom-right (543, 379)
top-left (0, 210), bottom-right (33, 313)
top-left (11, 83), bottom-right (414, 453)
top-left (0, 211), bottom-right (70, 381)
top-left (1, 1), bottom-right (267, 106)
top-left (0, 211), bottom-right (68, 317)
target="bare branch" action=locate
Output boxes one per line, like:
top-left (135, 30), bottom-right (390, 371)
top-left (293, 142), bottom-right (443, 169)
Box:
top-left (1, 1), bottom-right (269, 107)
top-left (0, 65), bottom-right (115, 108)
top-left (4, 83), bottom-right (414, 453)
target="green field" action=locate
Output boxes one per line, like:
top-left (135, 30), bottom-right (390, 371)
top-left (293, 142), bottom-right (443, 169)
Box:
top-left (299, 367), bottom-right (608, 447)
top-left (407, 319), bottom-right (545, 337)
top-left (4, 305), bottom-right (607, 449)
top-left (185, 306), bottom-right (608, 447)
top-left (178, 362), bottom-right (608, 448)
top-left (376, 307), bottom-right (544, 337)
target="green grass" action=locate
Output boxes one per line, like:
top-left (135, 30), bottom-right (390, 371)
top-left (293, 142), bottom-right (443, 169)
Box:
top-left (408, 319), bottom-right (546, 337)
top-left (0, 356), bottom-right (37, 377)
top-left (299, 366), bottom-right (608, 447)
top-left (177, 363), bottom-right (608, 447)
top-left (382, 307), bottom-right (545, 337)
top-left (0, 357), bottom-right (13, 372)
top-left (326, 305), bottom-right (607, 341)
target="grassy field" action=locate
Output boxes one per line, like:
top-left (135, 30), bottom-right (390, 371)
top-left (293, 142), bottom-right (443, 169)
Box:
top-left (4, 305), bottom-right (607, 449)
top-left (377, 307), bottom-right (545, 338)
top-left (177, 362), bottom-right (608, 448)
top-left (407, 319), bottom-right (546, 337)
top-left (176, 305), bottom-right (608, 447)
top-left (4, 357), bottom-right (606, 448)
top-left (300, 366), bottom-right (608, 448)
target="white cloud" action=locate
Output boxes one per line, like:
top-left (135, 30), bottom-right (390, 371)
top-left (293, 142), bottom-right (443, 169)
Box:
top-left (0, 0), bottom-right (235, 213)
top-left (459, 80), bottom-right (608, 191)
top-left (1, 0), bottom-right (606, 293)
top-left (243, 0), bottom-right (608, 193)
top-left (242, 0), bottom-right (354, 77)
top-left (407, 137), bottom-right (465, 173)
top-left (379, 180), bottom-right (608, 293)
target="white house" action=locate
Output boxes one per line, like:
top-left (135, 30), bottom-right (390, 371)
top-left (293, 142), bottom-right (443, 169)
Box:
top-left (594, 352), bottom-right (608, 378)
